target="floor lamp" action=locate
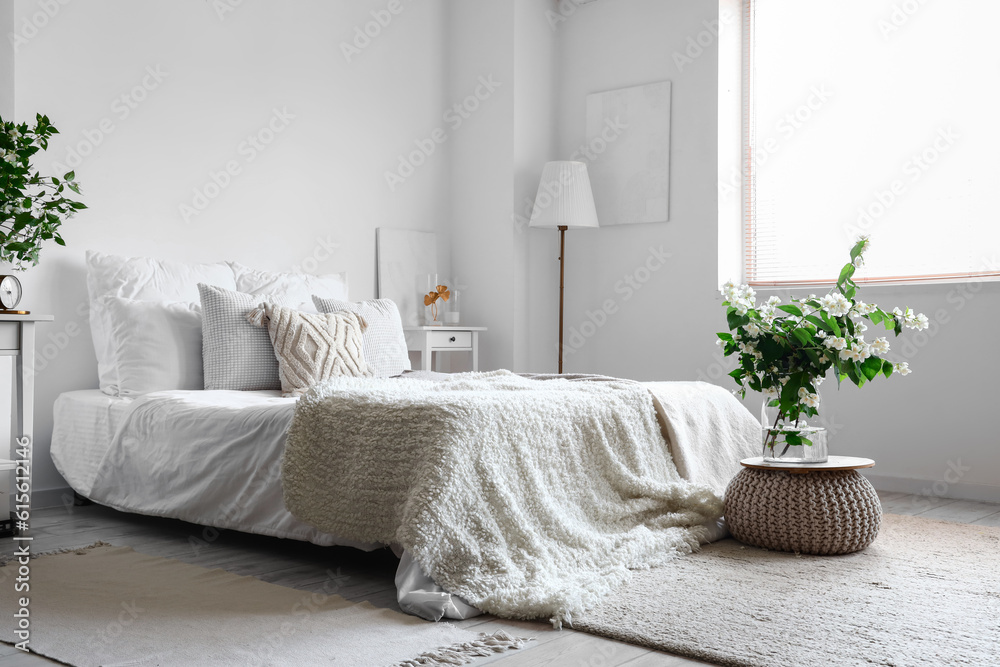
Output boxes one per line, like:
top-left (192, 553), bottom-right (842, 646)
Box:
top-left (529, 161), bottom-right (600, 374)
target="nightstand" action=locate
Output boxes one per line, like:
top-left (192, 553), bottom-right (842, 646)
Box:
top-left (404, 326), bottom-right (486, 372)
top-left (0, 314), bottom-right (53, 537)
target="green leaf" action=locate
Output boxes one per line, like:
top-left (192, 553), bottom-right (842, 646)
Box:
top-left (727, 310), bottom-right (750, 330)
top-left (777, 304), bottom-right (803, 317)
top-left (882, 359), bottom-right (893, 378)
top-left (728, 368), bottom-right (743, 380)
top-left (861, 356), bottom-right (882, 381)
top-left (784, 433), bottom-right (804, 447)
top-left (822, 312), bottom-right (842, 337)
top-left (868, 310), bottom-right (883, 325)
top-left (791, 328), bottom-right (813, 346)
top-left (850, 238), bottom-right (866, 262)
top-left (838, 263), bottom-right (856, 286)
top-left (717, 332), bottom-right (733, 342)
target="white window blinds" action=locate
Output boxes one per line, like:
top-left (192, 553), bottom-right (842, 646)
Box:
top-left (744, 0), bottom-right (1000, 286)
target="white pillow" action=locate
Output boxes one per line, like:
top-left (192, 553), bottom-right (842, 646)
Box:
top-left (102, 297), bottom-right (204, 397)
top-left (229, 262), bottom-right (348, 313)
top-left (311, 296), bottom-right (411, 378)
top-left (87, 250), bottom-right (237, 396)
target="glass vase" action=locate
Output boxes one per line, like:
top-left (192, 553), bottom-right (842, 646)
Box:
top-left (760, 397), bottom-right (829, 463)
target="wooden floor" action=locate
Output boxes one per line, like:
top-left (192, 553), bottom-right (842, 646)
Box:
top-left (2, 491), bottom-right (998, 666)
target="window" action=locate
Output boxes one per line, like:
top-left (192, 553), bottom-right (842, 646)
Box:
top-left (740, 0), bottom-right (1000, 286)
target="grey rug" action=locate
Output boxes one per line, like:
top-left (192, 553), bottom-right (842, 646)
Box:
top-left (575, 513), bottom-right (1000, 666)
top-left (0, 543), bottom-right (526, 667)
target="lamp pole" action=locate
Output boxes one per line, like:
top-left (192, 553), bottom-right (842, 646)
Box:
top-left (558, 225), bottom-right (567, 374)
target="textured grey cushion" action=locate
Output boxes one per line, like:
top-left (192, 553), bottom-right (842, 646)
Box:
top-left (311, 296), bottom-right (411, 377)
top-left (199, 283), bottom-right (287, 391)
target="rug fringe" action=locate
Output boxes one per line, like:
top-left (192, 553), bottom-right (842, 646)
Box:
top-left (394, 630), bottom-right (531, 666)
top-left (0, 541), bottom-right (113, 567)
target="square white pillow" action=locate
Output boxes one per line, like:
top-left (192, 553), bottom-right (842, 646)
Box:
top-left (102, 297), bottom-right (204, 397)
top-left (311, 296), bottom-right (410, 378)
top-left (87, 250), bottom-right (237, 396)
top-left (229, 262), bottom-right (348, 313)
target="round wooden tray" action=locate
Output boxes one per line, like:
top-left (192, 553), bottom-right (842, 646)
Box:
top-left (740, 455), bottom-right (875, 474)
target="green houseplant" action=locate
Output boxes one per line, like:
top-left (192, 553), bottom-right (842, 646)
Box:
top-left (718, 237), bottom-right (929, 461)
top-left (0, 113), bottom-right (85, 269)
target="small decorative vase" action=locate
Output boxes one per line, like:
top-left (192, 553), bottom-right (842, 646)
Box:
top-left (760, 397), bottom-right (829, 463)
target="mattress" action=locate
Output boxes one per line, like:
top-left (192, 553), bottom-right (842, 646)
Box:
top-left (51, 389), bottom-right (378, 551)
top-left (51, 390), bottom-right (135, 497)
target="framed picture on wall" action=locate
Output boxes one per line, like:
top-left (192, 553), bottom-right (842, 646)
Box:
top-left (585, 80), bottom-right (671, 226)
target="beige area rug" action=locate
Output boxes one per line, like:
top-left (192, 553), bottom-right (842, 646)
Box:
top-left (0, 543), bottom-right (526, 667)
top-left (576, 513), bottom-right (1000, 667)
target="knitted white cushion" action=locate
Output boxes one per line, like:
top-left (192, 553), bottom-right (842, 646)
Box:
top-left (199, 283), bottom-right (288, 391)
top-left (311, 296), bottom-right (410, 378)
top-left (252, 303), bottom-right (372, 397)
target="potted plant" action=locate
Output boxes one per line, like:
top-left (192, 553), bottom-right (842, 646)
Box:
top-left (0, 113), bottom-right (85, 270)
top-left (717, 236), bottom-right (928, 462)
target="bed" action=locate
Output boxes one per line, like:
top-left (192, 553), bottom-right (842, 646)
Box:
top-left (50, 250), bottom-right (761, 624)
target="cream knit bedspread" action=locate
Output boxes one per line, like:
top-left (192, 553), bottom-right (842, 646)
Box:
top-left (282, 370), bottom-right (756, 625)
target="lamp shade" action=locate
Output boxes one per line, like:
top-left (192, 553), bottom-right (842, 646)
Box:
top-left (528, 161), bottom-right (600, 229)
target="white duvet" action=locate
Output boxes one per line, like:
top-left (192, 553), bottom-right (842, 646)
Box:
top-left (52, 389), bottom-right (378, 551)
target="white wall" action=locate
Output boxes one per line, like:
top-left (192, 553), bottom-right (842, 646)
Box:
top-left (13, 0), bottom-right (452, 498)
top-left (527, 0), bottom-right (721, 379)
top-left (522, 0), bottom-right (999, 502)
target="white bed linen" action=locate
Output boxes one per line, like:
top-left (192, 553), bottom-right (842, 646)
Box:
top-left (51, 389), bottom-right (378, 551)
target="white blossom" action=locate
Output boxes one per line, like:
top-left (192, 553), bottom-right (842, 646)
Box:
top-left (902, 309), bottom-right (929, 330)
top-left (856, 321), bottom-right (868, 333)
top-left (824, 336), bottom-right (848, 351)
top-left (762, 386), bottom-right (779, 398)
top-left (798, 387), bottom-right (821, 408)
top-left (715, 338), bottom-right (726, 347)
top-left (815, 329), bottom-right (827, 339)
top-left (870, 337), bottom-right (891, 355)
top-left (746, 322), bottom-right (761, 338)
top-left (853, 255), bottom-right (864, 268)
top-left (819, 293), bottom-right (851, 317)
top-left (894, 361), bottom-right (911, 376)
top-left (767, 295), bottom-right (782, 306)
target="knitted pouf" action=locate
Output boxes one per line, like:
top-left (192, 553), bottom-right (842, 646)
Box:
top-left (724, 468), bottom-right (882, 555)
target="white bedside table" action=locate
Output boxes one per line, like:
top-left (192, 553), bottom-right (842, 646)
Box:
top-left (0, 313), bottom-right (53, 536)
top-left (404, 326), bottom-right (486, 372)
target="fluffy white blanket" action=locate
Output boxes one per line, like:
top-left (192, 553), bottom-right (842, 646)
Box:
top-left (283, 370), bottom-right (752, 625)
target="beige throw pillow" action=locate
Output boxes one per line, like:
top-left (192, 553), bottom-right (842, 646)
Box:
top-left (248, 304), bottom-right (372, 397)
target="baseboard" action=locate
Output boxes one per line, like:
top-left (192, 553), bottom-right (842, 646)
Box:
top-left (863, 473), bottom-right (1000, 505)
top-left (31, 486), bottom-right (77, 511)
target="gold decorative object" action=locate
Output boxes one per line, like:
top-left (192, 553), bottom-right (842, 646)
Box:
top-left (423, 285), bottom-right (450, 324)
